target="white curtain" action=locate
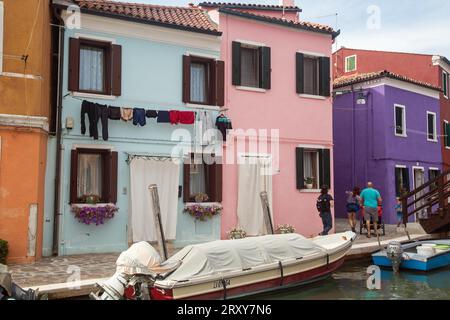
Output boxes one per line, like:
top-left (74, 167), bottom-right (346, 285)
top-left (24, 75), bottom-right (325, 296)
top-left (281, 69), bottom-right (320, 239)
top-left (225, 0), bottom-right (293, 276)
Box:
top-left (237, 156), bottom-right (273, 236)
top-left (190, 63), bottom-right (206, 103)
top-left (241, 47), bottom-right (258, 87)
top-left (130, 158), bottom-right (180, 242)
top-left (77, 154), bottom-right (103, 198)
top-left (80, 45), bottom-right (104, 92)
top-left (189, 163), bottom-right (206, 196)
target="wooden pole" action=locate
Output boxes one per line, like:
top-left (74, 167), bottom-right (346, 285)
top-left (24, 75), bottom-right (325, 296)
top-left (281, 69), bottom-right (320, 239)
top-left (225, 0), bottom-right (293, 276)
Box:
top-left (260, 191), bottom-right (274, 235)
top-left (149, 184), bottom-right (168, 261)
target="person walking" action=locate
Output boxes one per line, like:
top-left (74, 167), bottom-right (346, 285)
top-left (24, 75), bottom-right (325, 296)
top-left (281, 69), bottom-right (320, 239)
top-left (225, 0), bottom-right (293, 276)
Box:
top-left (316, 185), bottom-right (334, 236)
top-left (360, 182), bottom-right (382, 238)
top-left (346, 187), bottom-right (361, 233)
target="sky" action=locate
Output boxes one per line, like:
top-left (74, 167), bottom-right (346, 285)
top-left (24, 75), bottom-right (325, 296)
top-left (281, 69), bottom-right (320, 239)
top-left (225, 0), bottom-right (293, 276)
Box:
top-left (128, 0), bottom-right (450, 58)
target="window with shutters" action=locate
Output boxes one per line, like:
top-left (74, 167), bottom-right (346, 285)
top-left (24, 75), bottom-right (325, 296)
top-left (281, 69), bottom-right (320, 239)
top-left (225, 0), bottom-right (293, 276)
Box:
top-left (296, 53), bottom-right (330, 97)
top-left (394, 104), bottom-right (406, 137)
top-left (429, 168), bottom-right (441, 191)
top-left (345, 55), bottom-right (357, 73)
top-left (70, 148), bottom-right (118, 204)
top-left (296, 147), bottom-right (331, 191)
top-left (232, 41), bottom-right (271, 90)
top-left (445, 121), bottom-right (450, 148)
top-left (183, 55), bottom-right (224, 106)
top-left (427, 111), bottom-right (437, 142)
top-left (68, 37), bottom-right (122, 96)
top-left (395, 166), bottom-right (410, 197)
top-left (183, 154), bottom-right (222, 203)
top-left (443, 71), bottom-right (448, 98)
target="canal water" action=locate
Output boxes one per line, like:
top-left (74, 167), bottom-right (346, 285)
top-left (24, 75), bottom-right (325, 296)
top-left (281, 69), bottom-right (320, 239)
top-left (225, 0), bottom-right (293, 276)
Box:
top-left (253, 260), bottom-right (450, 300)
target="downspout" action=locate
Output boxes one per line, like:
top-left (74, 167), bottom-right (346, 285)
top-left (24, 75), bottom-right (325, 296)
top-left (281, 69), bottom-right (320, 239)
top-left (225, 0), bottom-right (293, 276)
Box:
top-left (52, 7), bottom-right (65, 255)
top-left (351, 86), bottom-right (356, 187)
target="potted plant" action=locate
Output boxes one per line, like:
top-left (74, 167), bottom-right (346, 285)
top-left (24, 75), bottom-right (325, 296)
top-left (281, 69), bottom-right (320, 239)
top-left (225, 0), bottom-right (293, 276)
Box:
top-left (227, 228), bottom-right (247, 240)
top-left (71, 204), bottom-right (119, 226)
top-left (276, 224), bottom-right (296, 234)
top-left (184, 203), bottom-right (222, 221)
top-left (304, 177), bottom-right (314, 189)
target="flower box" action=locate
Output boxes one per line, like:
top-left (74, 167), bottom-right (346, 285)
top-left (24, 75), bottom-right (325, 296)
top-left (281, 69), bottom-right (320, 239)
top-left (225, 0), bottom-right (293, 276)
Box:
top-left (184, 203), bottom-right (222, 221)
top-left (71, 203), bottom-right (118, 226)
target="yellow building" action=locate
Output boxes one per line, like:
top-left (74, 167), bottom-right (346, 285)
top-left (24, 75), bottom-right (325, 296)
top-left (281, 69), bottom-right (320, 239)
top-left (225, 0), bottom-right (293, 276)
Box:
top-left (0, 0), bottom-right (52, 263)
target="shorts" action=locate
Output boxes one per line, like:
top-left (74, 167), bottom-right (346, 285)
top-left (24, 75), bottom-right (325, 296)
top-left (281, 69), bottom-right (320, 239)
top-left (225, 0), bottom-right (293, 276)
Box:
top-left (364, 206), bottom-right (378, 221)
top-left (396, 212), bottom-right (403, 221)
top-left (346, 203), bottom-right (359, 213)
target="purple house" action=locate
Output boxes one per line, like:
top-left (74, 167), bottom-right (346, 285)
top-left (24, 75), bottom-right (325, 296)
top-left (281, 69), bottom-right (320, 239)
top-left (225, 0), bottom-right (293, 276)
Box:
top-left (333, 71), bottom-right (442, 224)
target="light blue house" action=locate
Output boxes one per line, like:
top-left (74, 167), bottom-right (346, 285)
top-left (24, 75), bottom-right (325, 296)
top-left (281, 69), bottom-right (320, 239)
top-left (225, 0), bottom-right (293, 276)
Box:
top-left (44, 0), bottom-right (225, 256)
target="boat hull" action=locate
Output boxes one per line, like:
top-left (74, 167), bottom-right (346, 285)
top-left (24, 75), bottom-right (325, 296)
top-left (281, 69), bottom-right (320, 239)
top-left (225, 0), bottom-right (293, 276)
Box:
top-left (152, 241), bottom-right (351, 300)
top-left (373, 252), bottom-right (450, 272)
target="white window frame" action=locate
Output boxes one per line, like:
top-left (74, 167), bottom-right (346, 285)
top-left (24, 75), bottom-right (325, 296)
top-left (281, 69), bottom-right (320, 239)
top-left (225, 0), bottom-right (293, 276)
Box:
top-left (345, 55), bottom-right (357, 73)
top-left (394, 104), bottom-right (407, 137)
top-left (427, 111), bottom-right (437, 142)
top-left (443, 71), bottom-right (448, 99)
top-left (0, 0), bottom-right (4, 74)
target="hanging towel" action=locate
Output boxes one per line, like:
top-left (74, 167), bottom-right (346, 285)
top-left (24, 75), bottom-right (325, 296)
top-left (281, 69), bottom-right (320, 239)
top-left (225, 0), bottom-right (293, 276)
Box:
top-left (108, 106), bottom-right (121, 120)
top-left (198, 111), bottom-right (215, 145)
top-left (179, 111), bottom-right (195, 125)
top-left (157, 110), bottom-right (170, 123)
top-left (169, 110), bottom-right (180, 125)
top-left (145, 110), bottom-right (158, 118)
top-left (133, 108), bottom-right (146, 127)
top-left (121, 107), bottom-right (133, 121)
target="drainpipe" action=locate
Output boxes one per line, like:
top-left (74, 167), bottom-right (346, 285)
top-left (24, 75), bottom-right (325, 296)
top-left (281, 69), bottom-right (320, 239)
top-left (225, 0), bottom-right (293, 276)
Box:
top-left (52, 7), bottom-right (65, 255)
top-left (351, 86), bottom-right (356, 188)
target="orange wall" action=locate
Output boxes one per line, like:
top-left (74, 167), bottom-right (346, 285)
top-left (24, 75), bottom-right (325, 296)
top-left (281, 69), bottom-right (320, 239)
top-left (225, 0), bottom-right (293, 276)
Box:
top-left (0, 0), bottom-right (52, 263)
top-left (0, 0), bottom-right (51, 117)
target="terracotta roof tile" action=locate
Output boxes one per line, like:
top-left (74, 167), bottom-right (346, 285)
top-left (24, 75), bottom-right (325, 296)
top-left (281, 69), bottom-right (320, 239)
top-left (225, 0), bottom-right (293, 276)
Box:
top-left (73, 0), bottom-right (220, 35)
top-left (333, 71), bottom-right (441, 92)
top-left (199, 2), bottom-right (301, 12)
top-left (218, 7), bottom-right (336, 36)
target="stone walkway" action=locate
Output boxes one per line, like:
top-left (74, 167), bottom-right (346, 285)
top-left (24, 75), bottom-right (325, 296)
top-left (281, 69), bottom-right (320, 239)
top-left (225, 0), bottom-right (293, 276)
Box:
top-left (6, 219), bottom-right (428, 290)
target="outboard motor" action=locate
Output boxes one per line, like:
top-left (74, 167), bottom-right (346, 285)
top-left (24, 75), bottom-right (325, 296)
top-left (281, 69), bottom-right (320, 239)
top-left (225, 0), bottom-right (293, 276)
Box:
top-left (1, 264), bottom-right (44, 300)
top-left (386, 241), bottom-right (403, 273)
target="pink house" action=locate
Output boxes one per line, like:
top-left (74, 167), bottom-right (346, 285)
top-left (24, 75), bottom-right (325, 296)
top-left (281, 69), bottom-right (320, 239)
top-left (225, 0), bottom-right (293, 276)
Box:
top-left (199, 1), bottom-right (338, 238)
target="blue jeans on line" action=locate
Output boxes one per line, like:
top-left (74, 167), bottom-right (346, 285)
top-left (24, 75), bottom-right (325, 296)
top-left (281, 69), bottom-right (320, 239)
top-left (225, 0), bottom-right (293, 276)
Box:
top-left (320, 212), bottom-right (333, 236)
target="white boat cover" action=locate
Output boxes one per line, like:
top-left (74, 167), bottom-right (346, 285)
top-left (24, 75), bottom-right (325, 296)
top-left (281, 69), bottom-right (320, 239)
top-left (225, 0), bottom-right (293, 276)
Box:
top-left (164, 234), bottom-right (328, 282)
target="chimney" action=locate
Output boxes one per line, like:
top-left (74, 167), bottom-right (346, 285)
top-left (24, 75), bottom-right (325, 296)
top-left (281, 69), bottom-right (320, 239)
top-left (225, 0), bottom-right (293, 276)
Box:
top-left (279, 0), bottom-right (295, 7)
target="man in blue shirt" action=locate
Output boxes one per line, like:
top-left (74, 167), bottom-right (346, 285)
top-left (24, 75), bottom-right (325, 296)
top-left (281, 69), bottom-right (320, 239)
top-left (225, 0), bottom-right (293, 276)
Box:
top-left (360, 182), bottom-right (382, 238)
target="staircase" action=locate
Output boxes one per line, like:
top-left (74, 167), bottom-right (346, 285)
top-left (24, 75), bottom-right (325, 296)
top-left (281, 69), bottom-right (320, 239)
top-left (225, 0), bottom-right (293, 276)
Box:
top-left (401, 170), bottom-right (450, 234)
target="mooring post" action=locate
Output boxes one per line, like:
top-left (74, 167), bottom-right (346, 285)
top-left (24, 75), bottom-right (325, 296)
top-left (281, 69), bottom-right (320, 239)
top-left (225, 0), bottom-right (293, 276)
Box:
top-left (149, 184), bottom-right (168, 261)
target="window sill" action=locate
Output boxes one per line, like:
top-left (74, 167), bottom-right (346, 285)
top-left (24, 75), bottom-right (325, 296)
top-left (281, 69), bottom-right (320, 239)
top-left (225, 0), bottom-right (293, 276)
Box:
top-left (185, 103), bottom-right (220, 111)
top-left (298, 94), bottom-right (327, 100)
top-left (185, 202), bottom-right (222, 206)
top-left (236, 86), bottom-right (267, 93)
top-left (71, 91), bottom-right (117, 100)
top-left (395, 134), bottom-right (408, 138)
top-left (427, 139), bottom-right (438, 143)
top-left (70, 203), bottom-right (116, 207)
top-left (299, 189), bottom-right (321, 193)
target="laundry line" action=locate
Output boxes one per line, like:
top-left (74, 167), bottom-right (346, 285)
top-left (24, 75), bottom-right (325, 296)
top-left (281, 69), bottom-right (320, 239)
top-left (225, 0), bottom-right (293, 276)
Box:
top-left (125, 152), bottom-right (185, 165)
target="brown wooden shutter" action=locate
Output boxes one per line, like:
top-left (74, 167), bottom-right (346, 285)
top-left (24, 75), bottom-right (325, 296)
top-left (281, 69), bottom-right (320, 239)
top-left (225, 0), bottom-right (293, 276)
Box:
top-left (319, 149), bottom-right (331, 188)
top-left (183, 161), bottom-right (191, 202)
top-left (182, 55), bottom-right (191, 103)
top-left (260, 46), bottom-right (271, 89)
top-left (216, 60), bottom-right (225, 106)
top-left (319, 57), bottom-right (331, 97)
top-left (111, 45), bottom-right (122, 96)
top-left (232, 41), bottom-right (241, 86)
top-left (296, 148), bottom-right (305, 190)
top-left (103, 151), bottom-right (112, 203)
top-left (68, 38), bottom-right (80, 92)
top-left (70, 149), bottom-right (79, 204)
top-left (296, 52), bottom-right (305, 94)
top-left (110, 151), bottom-right (118, 204)
top-left (209, 158), bottom-right (223, 202)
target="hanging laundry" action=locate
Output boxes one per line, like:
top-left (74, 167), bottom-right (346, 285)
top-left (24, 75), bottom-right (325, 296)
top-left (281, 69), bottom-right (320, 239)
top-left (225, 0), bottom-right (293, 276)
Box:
top-left (108, 106), bottom-right (121, 120)
top-left (121, 107), bottom-right (133, 122)
top-left (81, 100), bottom-right (95, 137)
top-left (169, 110), bottom-right (180, 125)
top-left (145, 110), bottom-right (158, 118)
top-left (216, 114), bottom-right (233, 142)
top-left (157, 110), bottom-right (170, 123)
top-left (196, 111), bottom-right (215, 146)
top-left (96, 103), bottom-right (109, 141)
top-left (133, 108), bottom-right (146, 127)
top-left (179, 111), bottom-right (195, 125)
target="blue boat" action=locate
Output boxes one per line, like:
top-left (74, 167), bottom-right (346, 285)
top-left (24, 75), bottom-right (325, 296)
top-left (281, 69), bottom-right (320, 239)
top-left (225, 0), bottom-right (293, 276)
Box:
top-left (372, 240), bottom-right (450, 272)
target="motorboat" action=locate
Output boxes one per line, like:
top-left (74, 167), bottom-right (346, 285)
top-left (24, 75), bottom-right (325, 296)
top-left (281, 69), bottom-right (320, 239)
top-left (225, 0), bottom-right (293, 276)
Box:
top-left (372, 240), bottom-right (450, 272)
top-left (149, 232), bottom-right (356, 300)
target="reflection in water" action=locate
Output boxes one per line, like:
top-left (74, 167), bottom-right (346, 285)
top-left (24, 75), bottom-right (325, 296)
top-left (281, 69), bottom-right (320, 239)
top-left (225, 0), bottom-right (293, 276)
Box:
top-left (251, 260), bottom-right (450, 300)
